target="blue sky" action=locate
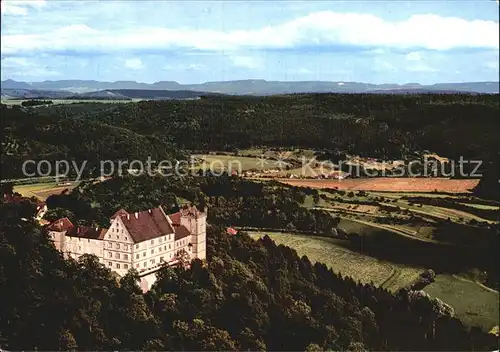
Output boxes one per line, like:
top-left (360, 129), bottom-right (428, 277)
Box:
top-left (1, 0), bottom-right (498, 84)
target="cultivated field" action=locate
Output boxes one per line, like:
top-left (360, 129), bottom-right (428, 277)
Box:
top-left (248, 230), bottom-right (423, 292)
top-left (282, 178), bottom-right (480, 193)
top-left (14, 182), bottom-right (78, 200)
top-left (192, 154), bottom-right (292, 172)
top-left (424, 274), bottom-right (499, 331)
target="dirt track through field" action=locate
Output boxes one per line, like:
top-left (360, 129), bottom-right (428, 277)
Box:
top-left (280, 178), bottom-right (480, 193)
top-left (32, 186), bottom-right (77, 200)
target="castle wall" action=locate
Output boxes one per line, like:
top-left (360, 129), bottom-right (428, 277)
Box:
top-left (103, 217), bottom-right (134, 276)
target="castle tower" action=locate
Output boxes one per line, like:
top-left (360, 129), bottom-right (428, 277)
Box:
top-left (179, 205), bottom-right (207, 260)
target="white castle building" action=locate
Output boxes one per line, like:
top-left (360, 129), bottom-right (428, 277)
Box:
top-left (46, 205), bottom-right (207, 290)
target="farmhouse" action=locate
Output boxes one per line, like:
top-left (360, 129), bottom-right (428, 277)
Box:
top-left (46, 205), bottom-right (207, 279)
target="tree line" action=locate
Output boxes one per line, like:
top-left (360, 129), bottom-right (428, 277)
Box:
top-left (0, 200), bottom-right (498, 351)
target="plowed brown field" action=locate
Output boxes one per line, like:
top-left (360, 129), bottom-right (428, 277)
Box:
top-left (280, 178), bottom-right (480, 193)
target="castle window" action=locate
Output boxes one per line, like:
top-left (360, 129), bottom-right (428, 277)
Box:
top-left (124, 244), bottom-right (128, 250)
top-left (142, 252), bottom-right (146, 257)
top-left (116, 263), bottom-right (120, 269)
top-left (108, 252), bottom-right (112, 257)
top-left (124, 264), bottom-right (128, 269)
top-left (164, 245), bottom-right (167, 250)
top-left (160, 257), bottom-right (164, 262)
top-left (78, 246), bottom-right (81, 251)
top-left (108, 262), bottom-right (112, 267)
top-left (108, 242), bottom-right (112, 248)
top-left (116, 243), bottom-right (120, 249)
top-left (136, 254), bottom-right (139, 259)
top-left (135, 244), bottom-right (139, 249)
top-left (151, 249), bottom-right (154, 254)
top-left (151, 240), bottom-right (154, 245)
top-left (169, 244), bottom-right (171, 249)
top-left (124, 254), bottom-right (128, 260)
top-left (115, 253), bottom-right (120, 259)
top-left (143, 262), bottom-right (146, 267)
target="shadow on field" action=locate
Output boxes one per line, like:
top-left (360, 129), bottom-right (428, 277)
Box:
top-left (338, 230), bottom-right (498, 289)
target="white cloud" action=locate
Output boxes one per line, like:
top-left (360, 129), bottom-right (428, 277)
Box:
top-left (366, 49), bottom-right (385, 55)
top-left (407, 63), bottom-right (438, 72)
top-left (296, 68), bottom-right (312, 74)
top-left (373, 59), bottom-right (396, 72)
top-left (229, 55), bottom-right (262, 69)
top-left (1, 11), bottom-right (498, 55)
top-left (163, 63), bottom-right (206, 71)
top-left (485, 61), bottom-right (498, 70)
top-left (1, 57), bottom-right (31, 67)
top-left (124, 58), bottom-right (144, 70)
top-left (406, 52), bottom-right (422, 61)
top-left (1, 0), bottom-right (46, 16)
top-left (1, 56), bottom-right (59, 77)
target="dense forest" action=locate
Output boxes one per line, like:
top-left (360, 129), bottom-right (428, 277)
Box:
top-left (0, 200), bottom-right (498, 351)
top-left (1, 104), bottom-right (184, 179)
top-left (1, 94), bottom-right (499, 350)
top-left (42, 174), bottom-right (340, 236)
top-left (40, 174), bottom-right (500, 287)
top-left (2, 93), bottom-right (499, 179)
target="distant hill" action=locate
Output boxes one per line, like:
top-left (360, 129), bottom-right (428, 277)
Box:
top-left (79, 89), bottom-right (222, 100)
top-left (1, 88), bottom-right (74, 100)
top-left (2, 79), bottom-right (499, 96)
top-left (368, 89), bottom-right (479, 94)
top-left (1, 88), bottom-right (221, 101)
top-left (1, 79), bottom-right (33, 89)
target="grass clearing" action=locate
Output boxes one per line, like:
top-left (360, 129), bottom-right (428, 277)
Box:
top-left (302, 195), bottom-right (329, 208)
top-left (458, 202), bottom-right (500, 210)
top-left (14, 183), bottom-right (58, 196)
top-left (369, 191), bottom-right (462, 199)
top-left (424, 274), bottom-right (499, 331)
top-left (192, 154), bottom-right (291, 172)
top-left (14, 182), bottom-right (77, 200)
top-left (248, 230), bottom-right (422, 291)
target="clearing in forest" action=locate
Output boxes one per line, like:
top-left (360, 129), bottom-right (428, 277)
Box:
top-left (248, 230), bottom-right (422, 292)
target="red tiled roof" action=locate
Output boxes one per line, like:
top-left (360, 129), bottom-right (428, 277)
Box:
top-left (169, 212), bottom-right (181, 226)
top-left (180, 205), bottom-right (205, 218)
top-left (226, 227), bottom-right (238, 236)
top-left (174, 225), bottom-right (191, 241)
top-left (67, 226), bottom-right (107, 240)
top-left (111, 209), bottom-right (128, 219)
top-left (47, 217), bottom-right (74, 232)
top-left (116, 207), bottom-right (175, 243)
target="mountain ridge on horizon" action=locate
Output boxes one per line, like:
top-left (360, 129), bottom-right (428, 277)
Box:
top-left (2, 79), bottom-right (499, 95)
